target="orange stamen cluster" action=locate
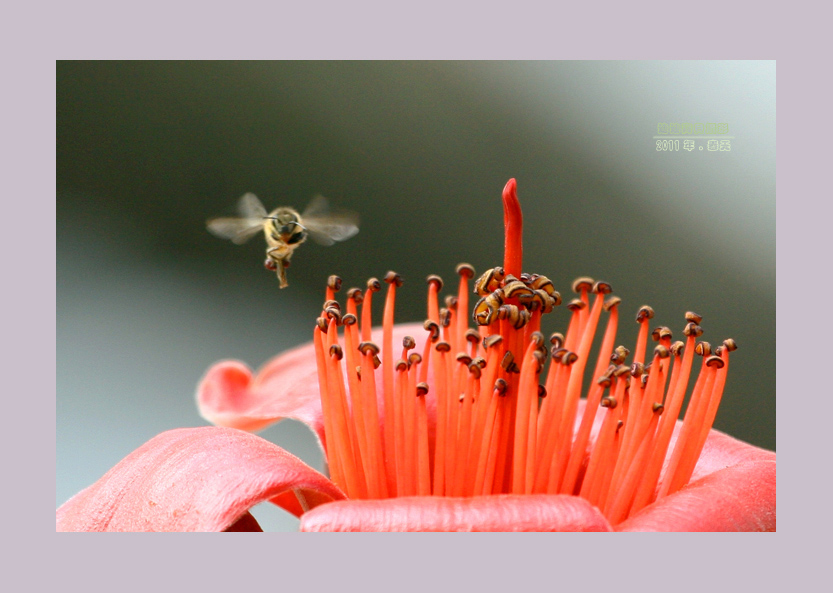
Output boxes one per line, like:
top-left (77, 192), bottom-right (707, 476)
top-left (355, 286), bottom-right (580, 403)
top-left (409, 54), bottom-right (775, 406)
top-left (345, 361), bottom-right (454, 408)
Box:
top-left (312, 179), bottom-right (735, 524)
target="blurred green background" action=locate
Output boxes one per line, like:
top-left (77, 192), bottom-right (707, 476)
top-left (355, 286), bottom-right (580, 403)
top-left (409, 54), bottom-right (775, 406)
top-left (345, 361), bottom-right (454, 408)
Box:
top-left (57, 61), bottom-right (775, 530)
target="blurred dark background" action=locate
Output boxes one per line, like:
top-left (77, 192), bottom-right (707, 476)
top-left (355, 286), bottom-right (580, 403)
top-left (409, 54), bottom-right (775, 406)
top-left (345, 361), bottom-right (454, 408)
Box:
top-left (57, 61), bottom-right (775, 530)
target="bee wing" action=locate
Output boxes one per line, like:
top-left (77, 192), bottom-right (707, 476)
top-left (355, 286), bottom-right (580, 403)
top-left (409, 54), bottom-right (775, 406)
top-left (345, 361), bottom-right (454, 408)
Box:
top-left (237, 192), bottom-right (268, 219)
top-left (301, 195), bottom-right (360, 246)
top-left (206, 217), bottom-right (264, 244)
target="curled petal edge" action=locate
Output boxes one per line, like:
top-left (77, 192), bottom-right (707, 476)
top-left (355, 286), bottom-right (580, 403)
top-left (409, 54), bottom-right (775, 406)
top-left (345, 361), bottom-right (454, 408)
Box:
top-left (196, 322), bottom-right (434, 447)
top-left (56, 427), bottom-right (345, 532)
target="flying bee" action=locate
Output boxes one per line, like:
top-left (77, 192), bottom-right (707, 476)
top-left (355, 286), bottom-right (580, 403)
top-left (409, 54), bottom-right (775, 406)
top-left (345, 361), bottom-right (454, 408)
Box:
top-left (206, 193), bottom-right (359, 288)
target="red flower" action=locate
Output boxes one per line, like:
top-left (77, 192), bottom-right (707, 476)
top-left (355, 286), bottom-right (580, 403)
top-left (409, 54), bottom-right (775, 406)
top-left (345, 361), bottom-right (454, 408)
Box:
top-left (57, 179), bottom-right (775, 532)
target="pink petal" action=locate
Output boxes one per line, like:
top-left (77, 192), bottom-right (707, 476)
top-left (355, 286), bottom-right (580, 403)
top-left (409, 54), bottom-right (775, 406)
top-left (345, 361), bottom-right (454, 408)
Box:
top-left (616, 460), bottom-right (775, 531)
top-left (56, 427), bottom-right (345, 532)
top-left (196, 322), bottom-right (434, 446)
top-left (299, 495), bottom-right (613, 532)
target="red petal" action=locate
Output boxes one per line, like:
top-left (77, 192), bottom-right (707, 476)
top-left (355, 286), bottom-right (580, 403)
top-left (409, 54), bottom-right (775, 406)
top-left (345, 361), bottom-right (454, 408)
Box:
top-left (616, 428), bottom-right (776, 531)
top-left (299, 495), bottom-right (613, 532)
top-left (56, 427), bottom-right (345, 532)
top-left (196, 322), bottom-right (434, 446)
top-left (616, 460), bottom-right (775, 531)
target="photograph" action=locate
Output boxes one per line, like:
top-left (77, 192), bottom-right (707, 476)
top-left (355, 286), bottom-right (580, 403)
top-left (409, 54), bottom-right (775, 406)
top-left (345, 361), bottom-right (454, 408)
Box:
top-left (57, 60), bottom-right (775, 532)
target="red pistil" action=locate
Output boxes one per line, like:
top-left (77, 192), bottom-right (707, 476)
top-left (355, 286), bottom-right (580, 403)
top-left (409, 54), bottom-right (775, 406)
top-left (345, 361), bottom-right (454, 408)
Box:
top-left (310, 180), bottom-right (736, 527)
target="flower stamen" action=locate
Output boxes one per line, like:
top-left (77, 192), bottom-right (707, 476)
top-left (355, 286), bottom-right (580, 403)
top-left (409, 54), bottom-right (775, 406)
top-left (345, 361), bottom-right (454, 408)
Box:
top-left (309, 179), bottom-right (739, 527)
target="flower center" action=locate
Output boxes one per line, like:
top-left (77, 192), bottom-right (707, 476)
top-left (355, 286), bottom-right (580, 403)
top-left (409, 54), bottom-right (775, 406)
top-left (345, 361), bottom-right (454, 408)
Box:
top-left (312, 179), bottom-right (735, 524)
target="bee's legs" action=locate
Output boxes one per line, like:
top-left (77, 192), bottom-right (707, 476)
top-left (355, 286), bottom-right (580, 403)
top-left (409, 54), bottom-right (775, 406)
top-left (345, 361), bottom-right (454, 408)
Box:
top-left (267, 247), bottom-right (291, 288)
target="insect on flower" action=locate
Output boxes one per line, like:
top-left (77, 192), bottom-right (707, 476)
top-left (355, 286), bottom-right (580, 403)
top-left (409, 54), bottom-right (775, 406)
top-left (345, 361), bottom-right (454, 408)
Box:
top-left (207, 193), bottom-right (359, 288)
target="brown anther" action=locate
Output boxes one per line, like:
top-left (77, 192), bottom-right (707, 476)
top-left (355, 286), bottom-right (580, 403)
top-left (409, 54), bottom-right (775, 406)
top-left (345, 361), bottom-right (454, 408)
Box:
top-left (474, 267), bottom-right (505, 296)
top-left (327, 275), bottom-right (342, 292)
top-left (593, 280), bottom-right (613, 295)
top-left (465, 329), bottom-right (480, 345)
top-left (435, 341), bottom-right (452, 353)
top-left (322, 300), bottom-right (341, 311)
top-left (566, 298), bottom-right (586, 312)
top-left (654, 344), bottom-right (670, 359)
top-left (615, 345), bottom-right (631, 359)
top-left (616, 420), bottom-right (624, 433)
top-left (572, 277), bottom-right (594, 293)
top-left (358, 341), bottom-right (380, 356)
top-left (695, 342), bottom-right (712, 357)
top-left (532, 351), bottom-right (546, 370)
top-left (445, 295), bottom-right (458, 310)
top-left (416, 383), bottom-right (429, 396)
top-left (483, 335), bottom-right (503, 350)
top-left (614, 365), bottom-right (631, 377)
top-left (530, 331), bottom-right (545, 348)
top-left (356, 366), bottom-right (362, 379)
top-left (562, 351), bottom-right (578, 366)
top-left (517, 309), bottom-right (531, 329)
top-left (685, 311), bottom-right (703, 324)
top-left (472, 356), bottom-right (487, 369)
top-left (601, 396), bottom-right (618, 408)
top-left (468, 363), bottom-right (482, 379)
top-left (683, 323), bottom-right (703, 338)
top-left (456, 263), bottom-right (475, 278)
top-left (395, 359), bottom-right (408, 372)
top-left (494, 378), bottom-right (508, 396)
top-left (530, 275), bottom-right (555, 295)
top-left (384, 271), bottom-right (403, 287)
top-left (372, 355), bottom-right (382, 369)
top-left (630, 362), bottom-right (645, 377)
top-left (366, 278), bottom-right (382, 292)
top-left (423, 320), bottom-right (440, 342)
top-left (329, 345), bottom-right (343, 360)
top-left (502, 274), bottom-right (519, 284)
top-left (409, 353), bottom-right (423, 366)
top-left (641, 374), bottom-right (649, 388)
top-left (456, 353), bottom-right (472, 366)
top-left (518, 291), bottom-right (541, 311)
top-left (426, 275), bottom-right (444, 291)
top-left (550, 333), bottom-right (564, 348)
top-left (652, 402), bottom-right (665, 414)
top-left (714, 346), bottom-right (724, 356)
top-left (651, 326), bottom-right (663, 342)
top-left (636, 306), bottom-right (655, 323)
top-left (473, 292), bottom-right (503, 326)
top-left (549, 291), bottom-right (562, 307)
top-left (659, 327), bottom-right (673, 341)
top-left (519, 273), bottom-right (532, 284)
top-left (706, 355), bottom-right (725, 369)
top-left (723, 338), bottom-right (738, 352)
top-left (500, 351), bottom-right (515, 371)
top-left (316, 318), bottom-right (329, 333)
top-left (402, 336), bottom-right (416, 350)
top-left (670, 341), bottom-right (685, 356)
top-left (324, 307), bottom-right (342, 324)
top-left (459, 394), bottom-right (466, 403)
top-left (597, 375), bottom-right (612, 388)
top-left (538, 385), bottom-right (547, 399)
top-left (346, 288), bottom-right (364, 304)
top-left (439, 308), bottom-right (451, 328)
top-left (503, 280), bottom-right (533, 300)
top-left (342, 313), bottom-right (357, 326)
top-left (497, 304), bottom-right (519, 324)
top-left (603, 296), bottom-right (622, 311)
top-left (551, 347), bottom-right (567, 361)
